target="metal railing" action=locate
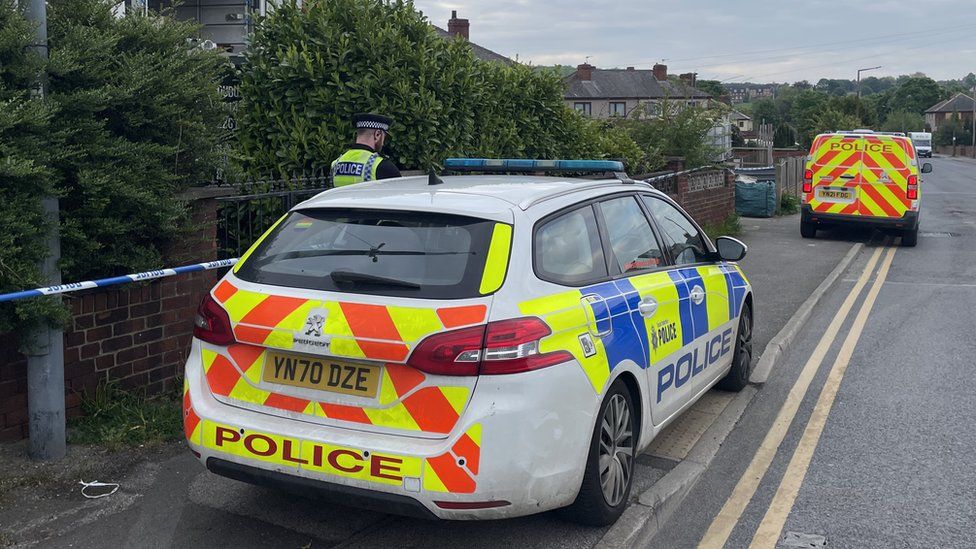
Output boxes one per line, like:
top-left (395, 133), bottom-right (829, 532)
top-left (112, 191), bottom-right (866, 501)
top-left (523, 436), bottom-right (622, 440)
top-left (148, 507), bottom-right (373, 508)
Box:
top-left (214, 174), bottom-right (331, 258)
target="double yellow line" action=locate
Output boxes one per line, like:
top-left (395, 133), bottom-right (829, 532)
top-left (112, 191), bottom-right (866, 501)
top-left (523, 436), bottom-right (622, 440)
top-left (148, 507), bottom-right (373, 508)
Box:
top-left (699, 242), bottom-right (898, 549)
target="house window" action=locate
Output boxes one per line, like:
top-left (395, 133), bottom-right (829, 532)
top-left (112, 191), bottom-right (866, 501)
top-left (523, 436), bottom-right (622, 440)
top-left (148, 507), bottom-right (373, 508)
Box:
top-left (609, 102), bottom-right (627, 117)
top-left (574, 102), bottom-right (592, 116)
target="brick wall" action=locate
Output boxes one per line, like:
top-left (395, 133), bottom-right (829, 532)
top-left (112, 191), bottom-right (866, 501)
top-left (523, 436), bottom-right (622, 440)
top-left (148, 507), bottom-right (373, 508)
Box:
top-left (651, 168), bottom-right (736, 228)
top-left (0, 196), bottom-right (223, 441)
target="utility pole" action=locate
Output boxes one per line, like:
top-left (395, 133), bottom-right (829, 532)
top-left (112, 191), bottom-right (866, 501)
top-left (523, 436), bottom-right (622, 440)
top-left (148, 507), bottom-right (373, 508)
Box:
top-left (23, 0), bottom-right (66, 461)
top-left (969, 85), bottom-right (976, 158)
top-left (856, 66), bottom-right (881, 123)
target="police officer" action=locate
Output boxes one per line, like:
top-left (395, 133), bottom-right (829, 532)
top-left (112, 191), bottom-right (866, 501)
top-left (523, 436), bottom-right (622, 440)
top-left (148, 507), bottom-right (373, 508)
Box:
top-left (330, 113), bottom-right (401, 187)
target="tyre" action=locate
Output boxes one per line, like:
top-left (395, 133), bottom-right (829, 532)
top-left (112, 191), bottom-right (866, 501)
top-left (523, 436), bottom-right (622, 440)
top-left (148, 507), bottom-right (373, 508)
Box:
top-left (562, 378), bottom-right (636, 526)
top-left (717, 301), bottom-right (753, 392)
top-left (902, 226), bottom-right (918, 247)
top-left (800, 221), bottom-right (816, 239)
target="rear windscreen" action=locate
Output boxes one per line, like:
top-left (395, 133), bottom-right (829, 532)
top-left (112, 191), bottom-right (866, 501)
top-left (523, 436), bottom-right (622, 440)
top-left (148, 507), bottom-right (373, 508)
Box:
top-left (235, 209), bottom-right (502, 299)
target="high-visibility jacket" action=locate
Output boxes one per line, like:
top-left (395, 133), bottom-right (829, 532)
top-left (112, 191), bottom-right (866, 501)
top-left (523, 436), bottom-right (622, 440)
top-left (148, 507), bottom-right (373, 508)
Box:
top-left (330, 148), bottom-right (386, 187)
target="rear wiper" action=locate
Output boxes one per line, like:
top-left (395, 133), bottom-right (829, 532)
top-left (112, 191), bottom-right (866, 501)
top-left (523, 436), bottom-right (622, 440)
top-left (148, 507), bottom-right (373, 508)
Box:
top-left (329, 271), bottom-right (421, 289)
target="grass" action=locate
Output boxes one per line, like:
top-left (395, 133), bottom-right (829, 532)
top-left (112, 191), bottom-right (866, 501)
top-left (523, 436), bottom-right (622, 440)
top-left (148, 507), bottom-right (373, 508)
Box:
top-left (779, 192), bottom-right (800, 215)
top-left (68, 381), bottom-right (183, 451)
top-left (703, 214), bottom-right (743, 240)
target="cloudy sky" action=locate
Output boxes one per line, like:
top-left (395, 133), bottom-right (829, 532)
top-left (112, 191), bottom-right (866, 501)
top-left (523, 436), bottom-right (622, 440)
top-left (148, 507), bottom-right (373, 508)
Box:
top-left (414, 1), bottom-right (976, 83)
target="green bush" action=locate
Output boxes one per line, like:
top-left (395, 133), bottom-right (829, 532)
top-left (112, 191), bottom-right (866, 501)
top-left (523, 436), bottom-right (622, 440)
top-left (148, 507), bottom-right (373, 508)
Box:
top-left (0, 0), bottom-right (226, 339)
top-left (780, 192), bottom-right (799, 215)
top-left (237, 0), bottom-right (645, 174)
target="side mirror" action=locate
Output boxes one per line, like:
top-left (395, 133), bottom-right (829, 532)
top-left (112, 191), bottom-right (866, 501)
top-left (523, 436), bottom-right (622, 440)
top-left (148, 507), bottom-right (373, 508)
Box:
top-left (715, 236), bottom-right (747, 262)
top-left (921, 163), bottom-right (933, 174)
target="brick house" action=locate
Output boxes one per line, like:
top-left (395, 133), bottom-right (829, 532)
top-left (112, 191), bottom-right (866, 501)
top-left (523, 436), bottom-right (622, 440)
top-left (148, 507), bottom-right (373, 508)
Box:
top-left (563, 63), bottom-right (710, 119)
top-left (925, 93), bottom-right (976, 133)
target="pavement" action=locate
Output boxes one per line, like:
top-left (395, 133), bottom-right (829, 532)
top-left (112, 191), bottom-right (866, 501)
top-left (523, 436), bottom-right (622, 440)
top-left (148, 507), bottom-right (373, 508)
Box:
top-left (651, 154), bottom-right (976, 548)
top-left (0, 206), bottom-right (857, 548)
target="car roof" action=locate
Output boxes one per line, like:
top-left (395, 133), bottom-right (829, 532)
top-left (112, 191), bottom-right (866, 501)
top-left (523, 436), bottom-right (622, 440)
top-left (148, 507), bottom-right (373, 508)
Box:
top-left (297, 174), bottom-right (662, 221)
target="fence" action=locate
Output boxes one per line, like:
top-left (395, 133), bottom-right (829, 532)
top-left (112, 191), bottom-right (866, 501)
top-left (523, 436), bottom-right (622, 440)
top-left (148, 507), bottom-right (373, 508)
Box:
top-left (776, 156), bottom-right (806, 200)
top-left (645, 167), bottom-right (735, 227)
top-left (215, 175), bottom-right (331, 258)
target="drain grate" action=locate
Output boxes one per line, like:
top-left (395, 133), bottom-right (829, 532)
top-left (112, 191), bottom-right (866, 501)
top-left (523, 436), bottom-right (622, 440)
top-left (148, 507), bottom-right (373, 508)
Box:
top-left (920, 232), bottom-right (956, 238)
top-left (782, 531), bottom-right (828, 547)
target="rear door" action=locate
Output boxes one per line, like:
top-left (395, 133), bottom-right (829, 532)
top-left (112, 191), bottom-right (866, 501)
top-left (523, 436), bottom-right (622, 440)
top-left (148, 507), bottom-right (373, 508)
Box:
top-left (204, 208), bottom-right (513, 439)
top-left (806, 134), bottom-right (864, 216)
top-left (856, 134), bottom-right (915, 219)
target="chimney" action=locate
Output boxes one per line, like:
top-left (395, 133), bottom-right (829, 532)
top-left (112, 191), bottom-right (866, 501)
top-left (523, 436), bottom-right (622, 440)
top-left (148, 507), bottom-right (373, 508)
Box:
top-left (577, 63), bottom-right (594, 81)
top-left (679, 72), bottom-right (697, 86)
top-left (652, 63), bottom-right (667, 81)
top-left (626, 66), bottom-right (635, 71)
top-left (447, 10), bottom-right (469, 40)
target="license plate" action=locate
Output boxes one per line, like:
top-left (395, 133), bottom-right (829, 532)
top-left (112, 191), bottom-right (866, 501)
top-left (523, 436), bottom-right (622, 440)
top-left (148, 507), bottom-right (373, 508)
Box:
top-left (816, 187), bottom-right (854, 203)
top-left (262, 351), bottom-right (381, 398)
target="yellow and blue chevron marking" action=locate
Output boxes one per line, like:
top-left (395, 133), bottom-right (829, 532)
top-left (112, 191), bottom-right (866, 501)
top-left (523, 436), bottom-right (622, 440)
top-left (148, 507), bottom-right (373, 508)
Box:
top-left (520, 264), bottom-right (749, 394)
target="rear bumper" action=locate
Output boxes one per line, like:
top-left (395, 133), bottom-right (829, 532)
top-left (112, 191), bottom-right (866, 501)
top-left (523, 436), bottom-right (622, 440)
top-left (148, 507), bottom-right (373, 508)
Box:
top-left (802, 205), bottom-right (918, 230)
top-left (183, 339), bottom-right (598, 520)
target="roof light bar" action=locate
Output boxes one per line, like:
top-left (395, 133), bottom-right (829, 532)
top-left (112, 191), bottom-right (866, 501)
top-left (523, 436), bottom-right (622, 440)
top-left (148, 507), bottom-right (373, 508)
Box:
top-left (443, 158), bottom-right (625, 173)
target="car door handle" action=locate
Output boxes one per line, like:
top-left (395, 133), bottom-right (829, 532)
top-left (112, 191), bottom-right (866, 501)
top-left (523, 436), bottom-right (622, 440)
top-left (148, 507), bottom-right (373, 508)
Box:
top-left (637, 297), bottom-right (658, 318)
top-left (690, 285), bottom-right (705, 305)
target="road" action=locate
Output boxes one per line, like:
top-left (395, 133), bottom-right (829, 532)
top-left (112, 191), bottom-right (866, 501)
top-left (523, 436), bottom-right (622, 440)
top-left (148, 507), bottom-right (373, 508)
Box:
top-left (652, 155), bottom-right (976, 548)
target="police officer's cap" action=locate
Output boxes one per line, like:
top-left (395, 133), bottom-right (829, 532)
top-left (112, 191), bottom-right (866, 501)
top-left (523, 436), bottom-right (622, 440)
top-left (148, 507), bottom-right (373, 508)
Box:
top-left (354, 113), bottom-right (393, 133)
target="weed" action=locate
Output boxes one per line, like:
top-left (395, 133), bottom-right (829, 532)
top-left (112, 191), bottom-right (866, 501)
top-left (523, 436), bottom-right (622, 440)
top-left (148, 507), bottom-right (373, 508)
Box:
top-left (703, 214), bottom-right (743, 240)
top-left (68, 382), bottom-right (182, 451)
top-left (780, 192), bottom-right (800, 215)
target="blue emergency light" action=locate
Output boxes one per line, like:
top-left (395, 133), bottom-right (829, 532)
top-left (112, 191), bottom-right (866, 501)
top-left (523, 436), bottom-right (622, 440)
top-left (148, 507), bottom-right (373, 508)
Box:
top-left (443, 158), bottom-right (625, 173)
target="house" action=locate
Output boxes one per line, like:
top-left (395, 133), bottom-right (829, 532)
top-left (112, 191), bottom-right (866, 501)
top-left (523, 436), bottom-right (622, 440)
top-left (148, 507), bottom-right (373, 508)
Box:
top-left (730, 110), bottom-right (752, 132)
top-left (925, 93), bottom-right (976, 133)
top-left (563, 63), bottom-right (710, 119)
top-left (433, 11), bottom-right (515, 65)
top-left (725, 83), bottom-right (777, 104)
top-left (133, 2), bottom-right (513, 62)
top-left (563, 63), bottom-right (731, 161)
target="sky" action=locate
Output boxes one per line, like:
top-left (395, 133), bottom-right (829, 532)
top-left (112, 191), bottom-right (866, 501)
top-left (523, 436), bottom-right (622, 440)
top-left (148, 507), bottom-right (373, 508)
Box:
top-left (414, 0), bottom-right (976, 83)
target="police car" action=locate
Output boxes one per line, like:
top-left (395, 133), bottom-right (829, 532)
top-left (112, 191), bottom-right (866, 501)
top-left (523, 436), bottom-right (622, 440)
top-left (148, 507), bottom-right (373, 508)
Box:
top-left (183, 159), bottom-right (754, 525)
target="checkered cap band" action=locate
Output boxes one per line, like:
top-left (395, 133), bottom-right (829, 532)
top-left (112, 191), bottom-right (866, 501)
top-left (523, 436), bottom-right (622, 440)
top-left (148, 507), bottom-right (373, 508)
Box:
top-left (356, 120), bottom-right (390, 131)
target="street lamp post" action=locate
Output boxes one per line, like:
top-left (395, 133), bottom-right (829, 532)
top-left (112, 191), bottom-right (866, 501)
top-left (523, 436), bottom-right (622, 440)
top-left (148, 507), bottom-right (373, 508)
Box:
top-left (856, 66), bottom-right (882, 123)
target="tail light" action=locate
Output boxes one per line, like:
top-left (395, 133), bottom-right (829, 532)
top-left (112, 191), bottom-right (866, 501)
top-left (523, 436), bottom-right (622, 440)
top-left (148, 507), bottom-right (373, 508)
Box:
top-left (907, 174), bottom-right (918, 200)
top-left (193, 294), bottom-right (235, 345)
top-left (407, 317), bottom-right (573, 376)
top-left (802, 169), bottom-right (813, 194)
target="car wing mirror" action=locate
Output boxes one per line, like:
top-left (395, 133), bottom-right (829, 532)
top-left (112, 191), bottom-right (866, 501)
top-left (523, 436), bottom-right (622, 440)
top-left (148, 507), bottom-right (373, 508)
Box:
top-left (715, 236), bottom-right (747, 262)
top-left (921, 162), bottom-right (933, 174)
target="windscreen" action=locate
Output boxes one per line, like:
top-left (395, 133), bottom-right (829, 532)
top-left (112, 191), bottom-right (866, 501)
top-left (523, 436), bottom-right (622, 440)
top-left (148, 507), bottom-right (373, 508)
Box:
top-left (235, 209), bottom-right (501, 299)
top-left (914, 138), bottom-right (931, 147)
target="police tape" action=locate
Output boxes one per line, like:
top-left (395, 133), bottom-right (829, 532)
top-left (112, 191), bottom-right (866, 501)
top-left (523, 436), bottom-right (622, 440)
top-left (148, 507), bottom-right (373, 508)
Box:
top-left (0, 258), bottom-right (238, 303)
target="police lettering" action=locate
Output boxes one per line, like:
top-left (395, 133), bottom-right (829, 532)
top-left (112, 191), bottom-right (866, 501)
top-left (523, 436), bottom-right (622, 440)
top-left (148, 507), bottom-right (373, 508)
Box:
top-left (333, 162), bottom-right (366, 176)
top-left (213, 426), bottom-right (405, 481)
top-left (656, 327), bottom-right (734, 403)
top-left (828, 142), bottom-right (893, 153)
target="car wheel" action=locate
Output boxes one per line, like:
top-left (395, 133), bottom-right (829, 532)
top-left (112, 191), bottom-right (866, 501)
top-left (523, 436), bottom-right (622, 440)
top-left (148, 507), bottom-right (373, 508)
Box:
top-left (800, 221), bottom-right (816, 239)
top-left (718, 301), bottom-right (753, 392)
top-left (562, 379), bottom-right (636, 526)
top-left (902, 226), bottom-right (918, 247)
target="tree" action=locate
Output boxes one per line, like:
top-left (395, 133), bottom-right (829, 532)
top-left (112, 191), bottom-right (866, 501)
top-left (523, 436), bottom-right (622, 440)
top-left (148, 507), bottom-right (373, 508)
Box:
top-left (790, 90), bottom-right (829, 147)
top-left (696, 79), bottom-right (726, 99)
top-left (0, 0), bottom-right (226, 336)
top-left (238, 0), bottom-right (644, 174)
top-left (811, 109), bottom-right (861, 137)
top-left (773, 123), bottom-right (797, 148)
top-left (889, 76), bottom-right (945, 115)
top-left (880, 110), bottom-right (924, 134)
top-left (623, 100), bottom-right (727, 169)
top-left (751, 99), bottom-right (779, 127)
top-left (934, 117), bottom-right (972, 147)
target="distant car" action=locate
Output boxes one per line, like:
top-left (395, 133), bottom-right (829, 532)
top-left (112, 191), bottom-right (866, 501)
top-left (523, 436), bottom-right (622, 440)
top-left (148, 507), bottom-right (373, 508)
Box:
top-left (801, 131), bottom-right (932, 246)
top-left (183, 159), bottom-right (754, 525)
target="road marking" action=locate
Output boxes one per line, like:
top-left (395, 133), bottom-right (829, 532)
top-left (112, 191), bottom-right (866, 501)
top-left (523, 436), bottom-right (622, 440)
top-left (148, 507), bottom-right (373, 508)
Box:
top-left (748, 245), bottom-right (897, 548)
top-left (697, 244), bottom-right (886, 549)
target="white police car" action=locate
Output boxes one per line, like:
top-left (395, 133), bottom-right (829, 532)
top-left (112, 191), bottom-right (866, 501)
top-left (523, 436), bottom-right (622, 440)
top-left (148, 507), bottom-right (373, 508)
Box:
top-left (183, 159), bottom-right (753, 525)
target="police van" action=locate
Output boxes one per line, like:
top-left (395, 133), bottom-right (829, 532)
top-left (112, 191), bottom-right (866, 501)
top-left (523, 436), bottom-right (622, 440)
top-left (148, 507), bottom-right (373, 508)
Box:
top-left (183, 159), bottom-right (754, 525)
top-left (801, 131), bottom-right (932, 246)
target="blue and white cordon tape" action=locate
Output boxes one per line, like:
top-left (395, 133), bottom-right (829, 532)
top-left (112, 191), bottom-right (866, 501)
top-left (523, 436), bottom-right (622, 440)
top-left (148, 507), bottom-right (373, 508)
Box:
top-left (0, 258), bottom-right (238, 303)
